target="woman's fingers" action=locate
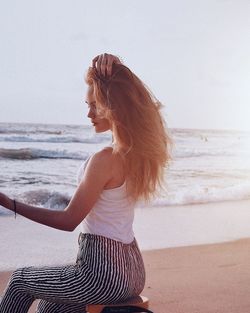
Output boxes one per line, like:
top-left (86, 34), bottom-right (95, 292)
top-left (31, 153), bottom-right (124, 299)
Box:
top-left (106, 55), bottom-right (123, 76)
top-left (106, 54), bottom-right (114, 77)
top-left (92, 54), bottom-right (122, 77)
top-left (92, 54), bottom-right (107, 77)
top-left (100, 54), bottom-right (108, 76)
top-left (95, 54), bottom-right (104, 76)
top-left (92, 55), bottom-right (99, 68)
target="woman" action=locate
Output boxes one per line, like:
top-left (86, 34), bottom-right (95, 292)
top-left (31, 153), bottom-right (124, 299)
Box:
top-left (0, 53), bottom-right (171, 312)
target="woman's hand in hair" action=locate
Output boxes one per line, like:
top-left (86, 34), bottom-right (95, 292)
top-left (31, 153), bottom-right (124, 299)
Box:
top-left (92, 53), bottom-right (122, 77)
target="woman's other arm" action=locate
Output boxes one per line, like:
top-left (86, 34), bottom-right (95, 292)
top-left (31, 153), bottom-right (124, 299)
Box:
top-left (0, 149), bottom-right (113, 231)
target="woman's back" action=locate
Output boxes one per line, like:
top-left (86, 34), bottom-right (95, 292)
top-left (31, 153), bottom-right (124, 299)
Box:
top-left (78, 147), bottom-right (135, 243)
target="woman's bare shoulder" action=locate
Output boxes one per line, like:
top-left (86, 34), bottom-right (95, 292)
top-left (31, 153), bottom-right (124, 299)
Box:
top-left (83, 148), bottom-right (114, 185)
top-left (84, 147), bottom-right (125, 189)
top-left (90, 147), bottom-right (114, 165)
top-left (90, 146), bottom-right (124, 175)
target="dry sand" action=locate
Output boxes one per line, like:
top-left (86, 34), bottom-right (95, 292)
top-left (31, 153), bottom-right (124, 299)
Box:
top-left (1, 238), bottom-right (250, 313)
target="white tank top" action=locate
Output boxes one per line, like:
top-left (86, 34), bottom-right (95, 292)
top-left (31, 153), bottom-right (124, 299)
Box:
top-left (77, 155), bottom-right (135, 244)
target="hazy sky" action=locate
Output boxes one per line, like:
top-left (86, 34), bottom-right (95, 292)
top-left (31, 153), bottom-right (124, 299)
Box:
top-left (0, 0), bottom-right (249, 130)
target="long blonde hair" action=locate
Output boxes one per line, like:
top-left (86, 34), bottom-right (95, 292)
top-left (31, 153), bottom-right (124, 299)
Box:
top-left (86, 63), bottom-right (172, 202)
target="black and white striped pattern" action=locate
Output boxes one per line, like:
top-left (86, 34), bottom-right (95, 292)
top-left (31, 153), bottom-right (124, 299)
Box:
top-left (0, 233), bottom-right (145, 313)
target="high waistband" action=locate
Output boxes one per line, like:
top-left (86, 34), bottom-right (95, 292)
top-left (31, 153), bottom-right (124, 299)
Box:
top-left (76, 232), bottom-right (142, 270)
top-left (78, 232), bottom-right (137, 246)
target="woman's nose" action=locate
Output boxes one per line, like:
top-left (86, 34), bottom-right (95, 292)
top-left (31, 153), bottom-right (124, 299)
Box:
top-left (87, 108), bottom-right (95, 118)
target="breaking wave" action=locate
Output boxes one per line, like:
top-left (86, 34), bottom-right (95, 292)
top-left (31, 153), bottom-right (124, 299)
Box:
top-left (0, 148), bottom-right (87, 160)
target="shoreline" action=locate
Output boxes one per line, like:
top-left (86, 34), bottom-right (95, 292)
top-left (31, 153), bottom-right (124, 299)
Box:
top-left (1, 199), bottom-right (250, 270)
top-left (1, 239), bottom-right (250, 312)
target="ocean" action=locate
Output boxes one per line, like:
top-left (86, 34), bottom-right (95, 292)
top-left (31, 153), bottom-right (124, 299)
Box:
top-left (0, 122), bottom-right (250, 216)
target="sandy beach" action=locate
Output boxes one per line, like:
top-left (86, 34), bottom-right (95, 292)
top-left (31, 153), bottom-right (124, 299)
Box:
top-left (1, 239), bottom-right (250, 312)
top-left (1, 200), bottom-right (250, 312)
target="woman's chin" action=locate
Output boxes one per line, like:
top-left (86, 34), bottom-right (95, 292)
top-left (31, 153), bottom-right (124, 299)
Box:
top-left (94, 127), bottom-right (105, 133)
top-left (94, 126), bottom-right (110, 133)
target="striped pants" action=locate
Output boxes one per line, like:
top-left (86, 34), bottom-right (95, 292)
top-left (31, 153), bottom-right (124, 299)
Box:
top-left (0, 233), bottom-right (145, 313)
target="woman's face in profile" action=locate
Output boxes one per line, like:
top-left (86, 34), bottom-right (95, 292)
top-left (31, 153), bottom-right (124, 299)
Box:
top-left (85, 86), bottom-right (111, 133)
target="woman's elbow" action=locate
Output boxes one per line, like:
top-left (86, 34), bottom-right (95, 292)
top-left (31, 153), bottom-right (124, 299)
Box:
top-left (64, 223), bottom-right (76, 232)
top-left (64, 220), bottom-right (80, 232)
top-left (61, 210), bottom-right (78, 232)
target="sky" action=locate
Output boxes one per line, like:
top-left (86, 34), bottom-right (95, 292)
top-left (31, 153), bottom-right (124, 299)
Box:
top-left (0, 0), bottom-right (249, 131)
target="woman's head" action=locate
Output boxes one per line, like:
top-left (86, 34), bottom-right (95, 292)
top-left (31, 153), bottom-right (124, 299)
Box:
top-left (86, 64), bottom-right (158, 147)
top-left (85, 61), bottom-right (172, 202)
